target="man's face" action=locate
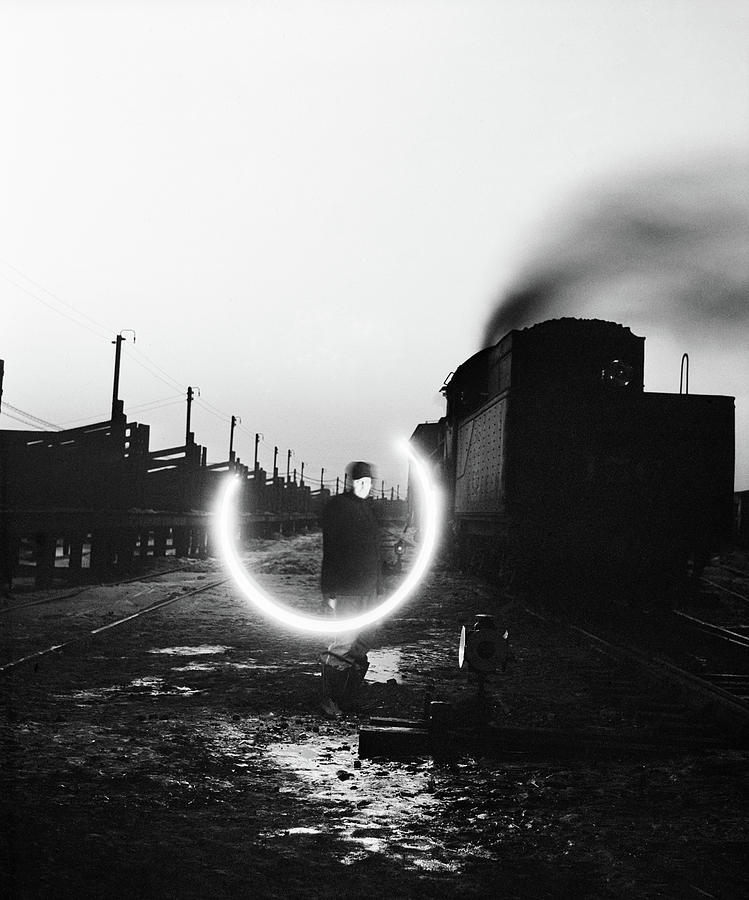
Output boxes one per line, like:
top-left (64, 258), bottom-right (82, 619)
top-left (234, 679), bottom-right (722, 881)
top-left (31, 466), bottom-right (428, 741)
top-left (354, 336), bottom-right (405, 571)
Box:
top-left (352, 477), bottom-right (372, 499)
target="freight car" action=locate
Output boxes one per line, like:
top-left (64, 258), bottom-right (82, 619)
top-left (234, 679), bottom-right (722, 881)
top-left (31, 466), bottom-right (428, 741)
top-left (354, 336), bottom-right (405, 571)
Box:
top-left (413, 318), bottom-right (735, 603)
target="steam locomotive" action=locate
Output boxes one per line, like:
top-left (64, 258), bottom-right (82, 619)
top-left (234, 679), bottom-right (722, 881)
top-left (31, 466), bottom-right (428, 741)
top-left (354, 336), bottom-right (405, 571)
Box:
top-left (412, 318), bottom-right (735, 602)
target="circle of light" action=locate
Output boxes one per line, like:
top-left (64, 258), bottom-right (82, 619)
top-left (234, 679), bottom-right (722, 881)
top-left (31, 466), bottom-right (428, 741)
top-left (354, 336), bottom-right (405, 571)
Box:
top-left (216, 442), bottom-right (440, 634)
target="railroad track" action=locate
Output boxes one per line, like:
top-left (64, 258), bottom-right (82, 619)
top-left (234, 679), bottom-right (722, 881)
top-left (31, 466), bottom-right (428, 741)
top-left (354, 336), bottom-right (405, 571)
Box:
top-left (565, 598), bottom-right (749, 744)
top-left (720, 564), bottom-right (749, 579)
top-left (519, 611), bottom-right (730, 750)
top-left (702, 576), bottom-right (749, 605)
top-left (0, 574), bottom-right (230, 673)
top-left (672, 610), bottom-right (749, 652)
top-left (0, 564), bottom-right (199, 614)
top-left (571, 622), bottom-right (749, 743)
top-left (579, 559), bottom-right (749, 732)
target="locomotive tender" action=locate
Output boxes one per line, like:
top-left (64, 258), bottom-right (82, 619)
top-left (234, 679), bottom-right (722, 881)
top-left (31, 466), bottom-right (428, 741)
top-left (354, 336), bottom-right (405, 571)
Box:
top-left (413, 318), bottom-right (735, 601)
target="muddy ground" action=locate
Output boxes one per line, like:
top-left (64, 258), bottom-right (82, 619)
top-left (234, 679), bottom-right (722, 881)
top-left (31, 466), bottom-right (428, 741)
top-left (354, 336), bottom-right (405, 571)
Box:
top-left (1, 533), bottom-right (748, 898)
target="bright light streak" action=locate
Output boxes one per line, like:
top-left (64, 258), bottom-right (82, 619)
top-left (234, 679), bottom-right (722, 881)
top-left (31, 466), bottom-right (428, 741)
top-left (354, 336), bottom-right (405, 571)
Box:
top-left (216, 442), bottom-right (440, 633)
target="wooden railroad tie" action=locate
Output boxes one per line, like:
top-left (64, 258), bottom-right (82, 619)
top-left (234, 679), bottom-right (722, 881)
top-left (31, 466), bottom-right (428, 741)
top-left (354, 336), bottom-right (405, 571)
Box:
top-left (358, 713), bottom-right (727, 760)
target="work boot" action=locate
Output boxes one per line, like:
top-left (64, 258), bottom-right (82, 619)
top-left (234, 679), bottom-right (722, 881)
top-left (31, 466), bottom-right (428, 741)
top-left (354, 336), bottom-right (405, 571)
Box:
top-left (319, 697), bottom-right (343, 719)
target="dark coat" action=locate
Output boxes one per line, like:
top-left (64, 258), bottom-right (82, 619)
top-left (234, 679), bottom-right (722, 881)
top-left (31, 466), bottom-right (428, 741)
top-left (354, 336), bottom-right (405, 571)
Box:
top-left (320, 491), bottom-right (381, 597)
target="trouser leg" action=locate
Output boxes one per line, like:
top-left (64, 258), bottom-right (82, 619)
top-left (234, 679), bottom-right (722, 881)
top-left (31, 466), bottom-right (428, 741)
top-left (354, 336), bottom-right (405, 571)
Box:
top-left (319, 593), bottom-right (374, 706)
top-left (320, 633), bottom-right (370, 706)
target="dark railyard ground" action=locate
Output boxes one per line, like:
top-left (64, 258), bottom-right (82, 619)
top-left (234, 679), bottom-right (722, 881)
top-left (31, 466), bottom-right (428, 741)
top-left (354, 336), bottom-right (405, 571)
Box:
top-left (1, 535), bottom-right (748, 899)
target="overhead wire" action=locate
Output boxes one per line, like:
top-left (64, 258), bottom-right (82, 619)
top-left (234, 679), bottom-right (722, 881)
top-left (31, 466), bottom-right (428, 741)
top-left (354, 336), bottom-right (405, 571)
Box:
top-left (0, 409), bottom-right (60, 430)
top-left (124, 351), bottom-right (189, 395)
top-left (232, 426), bottom-right (347, 487)
top-left (127, 396), bottom-right (185, 414)
top-left (193, 399), bottom-right (232, 425)
top-left (0, 261), bottom-right (114, 341)
top-left (0, 402), bottom-right (62, 430)
top-left (57, 396), bottom-right (186, 426)
top-left (1, 259), bottom-right (349, 484)
top-left (195, 395), bottom-right (234, 422)
top-left (127, 344), bottom-right (186, 394)
top-left (0, 410), bottom-right (36, 427)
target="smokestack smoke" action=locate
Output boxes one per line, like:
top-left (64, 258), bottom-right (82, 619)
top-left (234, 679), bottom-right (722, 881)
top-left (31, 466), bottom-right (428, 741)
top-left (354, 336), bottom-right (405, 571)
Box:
top-left (483, 153), bottom-right (749, 489)
top-left (483, 155), bottom-right (749, 346)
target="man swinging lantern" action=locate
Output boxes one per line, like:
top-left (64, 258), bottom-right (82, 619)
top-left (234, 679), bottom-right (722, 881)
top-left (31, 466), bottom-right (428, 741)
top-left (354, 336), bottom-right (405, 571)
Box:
top-left (319, 461), bottom-right (382, 718)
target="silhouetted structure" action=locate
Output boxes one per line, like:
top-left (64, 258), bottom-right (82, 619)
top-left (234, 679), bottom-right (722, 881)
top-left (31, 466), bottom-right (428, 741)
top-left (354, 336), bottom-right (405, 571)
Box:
top-left (413, 318), bottom-right (736, 602)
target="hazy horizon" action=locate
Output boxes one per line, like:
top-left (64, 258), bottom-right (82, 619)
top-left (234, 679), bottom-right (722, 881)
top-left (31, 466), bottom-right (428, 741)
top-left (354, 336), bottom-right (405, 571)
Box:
top-left (2, 1), bottom-right (747, 490)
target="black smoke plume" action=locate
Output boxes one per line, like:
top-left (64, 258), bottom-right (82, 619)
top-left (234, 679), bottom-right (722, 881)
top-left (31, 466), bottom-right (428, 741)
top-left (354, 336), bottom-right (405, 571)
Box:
top-left (483, 155), bottom-right (749, 346)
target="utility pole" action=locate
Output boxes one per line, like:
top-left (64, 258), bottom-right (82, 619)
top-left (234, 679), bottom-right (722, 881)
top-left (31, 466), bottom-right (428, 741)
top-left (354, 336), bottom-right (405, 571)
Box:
top-left (286, 449), bottom-right (292, 484)
top-left (320, 468), bottom-right (324, 490)
top-left (0, 359), bottom-right (4, 416)
top-left (111, 330), bottom-right (135, 420)
top-left (229, 415), bottom-right (239, 460)
top-left (185, 386), bottom-right (199, 445)
top-left (273, 446), bottom-right (278, 479)
top-left (254, 433), bottom-right (262, 471)
top-left (335, 476), bottom-right (340, 495)
top-left (300, 462), bottom-right (305, 486)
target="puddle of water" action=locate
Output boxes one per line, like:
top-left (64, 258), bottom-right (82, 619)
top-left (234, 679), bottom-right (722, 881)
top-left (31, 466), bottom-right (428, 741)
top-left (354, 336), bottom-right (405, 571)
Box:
top-left (234, 664), bottom-right (283, 670)
top-left (183, 716), bottom-right (466, 874)
top-left (68, 676), bottom-right (202, 701)
top-left (366, 648), bottom-right (404, 684)
top-left (66, 687), bottom-right (120, 701)
top-left (148, 645), bottom-right (232, 656)
top-left (265, 733), bottom-right (442, 865)
top-left (413, 858), bottom-right (460, 873)
top-left (200, 721), bottom-right (260, 762)
top-left (171, 663), bottom-right (217, 673)
top-left (339, 835), bottom-right (389, 864)
top-left (157, 685), bottom-right (201, 696)
top-left (130, 677), bottom-right (202, 694)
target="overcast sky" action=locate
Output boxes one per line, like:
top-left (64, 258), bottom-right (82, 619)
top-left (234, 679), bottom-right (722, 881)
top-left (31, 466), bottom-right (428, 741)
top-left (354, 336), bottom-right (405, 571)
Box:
top-left (2, 0), bottom-right (748, 491)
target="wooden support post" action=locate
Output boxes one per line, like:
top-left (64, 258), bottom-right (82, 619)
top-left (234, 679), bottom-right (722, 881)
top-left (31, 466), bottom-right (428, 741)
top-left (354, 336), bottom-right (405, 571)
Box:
top-left (154, 528), bottom-right (168, 558)
top-left (173, 527), bottom-right (189, 558)
top-left (68, 536), bottom-right (84, 573)
top-left (90, 532), bottom-right (106, 577)
top-left (0, 535), bottom-right (20, 592)
top-left (35, 533), bottom-right (57, 589)
top-left (358, 723), bottom-right (430, 759)
top-left (115, 529), bottom-right (137, 570)
top-left (191, 528), bottom-right (207, 558)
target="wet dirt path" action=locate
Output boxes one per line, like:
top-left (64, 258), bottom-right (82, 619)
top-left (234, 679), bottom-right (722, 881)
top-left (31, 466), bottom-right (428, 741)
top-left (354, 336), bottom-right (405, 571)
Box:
top-left (2, 535), bottom-right (748, 898)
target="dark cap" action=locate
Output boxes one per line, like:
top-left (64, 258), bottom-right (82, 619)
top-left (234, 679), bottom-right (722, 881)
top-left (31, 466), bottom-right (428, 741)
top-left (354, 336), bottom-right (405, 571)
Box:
top-left (347, 461), bottom-right (375, 481)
